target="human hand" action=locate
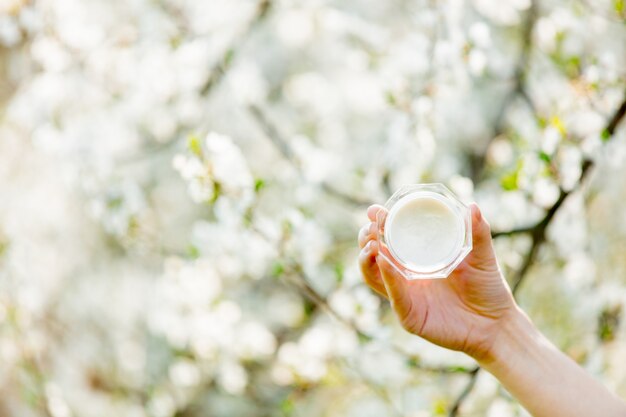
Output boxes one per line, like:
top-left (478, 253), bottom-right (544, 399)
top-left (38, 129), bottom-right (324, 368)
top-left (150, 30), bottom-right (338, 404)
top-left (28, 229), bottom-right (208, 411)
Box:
top-left (358, 203), bottom-right (518, 361)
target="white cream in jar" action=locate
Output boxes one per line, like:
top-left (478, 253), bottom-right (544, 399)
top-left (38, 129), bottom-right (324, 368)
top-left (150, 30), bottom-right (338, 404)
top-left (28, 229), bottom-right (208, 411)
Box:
top-left (384, 192), bottom-right (466, 273)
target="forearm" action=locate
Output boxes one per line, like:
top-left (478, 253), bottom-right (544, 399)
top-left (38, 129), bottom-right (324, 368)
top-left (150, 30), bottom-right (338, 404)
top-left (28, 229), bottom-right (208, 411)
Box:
top-left (478, 307), bottom-right (626, 417)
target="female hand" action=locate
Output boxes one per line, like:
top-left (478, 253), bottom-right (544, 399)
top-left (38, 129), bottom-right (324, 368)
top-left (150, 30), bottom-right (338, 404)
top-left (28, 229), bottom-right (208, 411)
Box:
top-left (358, 203), bottom-right (518, 361)
top-left (360, 203), bottom-right (626, 417)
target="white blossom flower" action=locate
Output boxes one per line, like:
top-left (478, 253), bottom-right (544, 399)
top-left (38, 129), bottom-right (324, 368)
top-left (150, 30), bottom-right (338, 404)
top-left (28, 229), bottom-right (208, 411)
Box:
top-left (0, 15), bottom-right (21, 46)
top-left (468, 49), bottom-right (488, 76)
top-left (532, 177), bottom-right (561, 208)
top-left (217, 360), bottom-right (248, 395)
top-left (469, 22), bottom-right (492, 48)
top-left (487, 398), bottom-right (516, 417)
top-left (276, 8), bottom-right (315, 48)
top-left (168, 359), bottom-right (201, 388)
top-left (205, 132), bottom-right (254, 193)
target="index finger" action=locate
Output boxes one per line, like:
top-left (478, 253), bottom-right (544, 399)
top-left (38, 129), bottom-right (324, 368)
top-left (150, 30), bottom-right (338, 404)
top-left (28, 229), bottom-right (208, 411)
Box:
top-left (367, 205), bottom-right (386, 221)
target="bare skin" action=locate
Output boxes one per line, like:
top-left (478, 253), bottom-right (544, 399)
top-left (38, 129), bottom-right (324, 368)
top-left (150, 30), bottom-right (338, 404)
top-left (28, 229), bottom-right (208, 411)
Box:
top-left (358, 203), bottom-right (626, 417)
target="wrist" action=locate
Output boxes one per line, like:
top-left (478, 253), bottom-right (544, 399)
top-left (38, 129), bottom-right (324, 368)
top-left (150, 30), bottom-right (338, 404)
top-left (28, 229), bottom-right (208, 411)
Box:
top-left (477, 305), bottom-right (540, 372)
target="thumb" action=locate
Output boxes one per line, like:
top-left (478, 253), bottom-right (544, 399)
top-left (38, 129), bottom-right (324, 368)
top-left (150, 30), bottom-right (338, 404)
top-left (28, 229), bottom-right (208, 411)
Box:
top-left (467, 203), bottom-right (498, 272)
top-left (376, 254), bottom-right (411, 315)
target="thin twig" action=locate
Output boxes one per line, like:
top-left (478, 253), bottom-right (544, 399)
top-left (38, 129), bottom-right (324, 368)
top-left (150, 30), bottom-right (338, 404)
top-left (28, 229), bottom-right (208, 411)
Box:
top-left (450, 87), bottom-right (626, 414)
top-left (491, 225), bottom-right (535, 238)
top-left (605, 96), bottom-right (626, 136)
top-left (248, 104), bottom-right (371, 207)
top-left (448, 367), bottom-right (481, 417)
top-left (470, 0), bottom-right (539, 182)
top-left (200, 0), bottom-right (272, 95)
top-left (511, 187), bottom-right (567, 292)
top-left (249, 222), bottom-right (472, 376)
top-left (491, 91), bottom-right (626, 240)
top-left (117, 0), bottom-right (272, 166)
top-left (381, 170), bottom-right (393, 199)
top-left (503, 88), bottom-right (626, 290)
top-left (286, 265), bottom-right (473, 374)
top-left (248, 104), bottom-right (295, 160)
top-left (511, 229), bottom-right (544, 294)
top-left (276, 277), bottom-right (405, 412)
top-left (321, 183), bottom-right (371, 207)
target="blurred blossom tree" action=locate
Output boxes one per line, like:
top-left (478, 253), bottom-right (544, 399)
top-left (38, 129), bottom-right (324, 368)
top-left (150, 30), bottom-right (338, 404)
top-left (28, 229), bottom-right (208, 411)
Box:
top-left (0, 0), bottom-right (625, 416)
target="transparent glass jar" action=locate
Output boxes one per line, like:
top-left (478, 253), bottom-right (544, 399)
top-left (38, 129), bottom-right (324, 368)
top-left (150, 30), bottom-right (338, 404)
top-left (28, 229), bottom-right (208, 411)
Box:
top-left (376, 183), bottom-right (472, 280)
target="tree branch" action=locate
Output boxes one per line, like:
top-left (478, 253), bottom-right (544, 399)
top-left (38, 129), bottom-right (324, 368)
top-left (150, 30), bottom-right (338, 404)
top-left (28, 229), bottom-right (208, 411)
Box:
top-left (200, 0), bottom-right (272, 95)
top-left (451, 86), bottom-right (626, 414)
top-left (284, 265), bottom-right (473, 374)
top-left (248, 104), bottom-right (295, 160)
top-left (118, 0), bottom-right (273, 166)
top-left (248, 104), bottom-right (371, 207)
top-left (447, 366), bottom-right (481, 417)
top-left (469, 0), bottom-right (539, 182)
top-left (605, 96), bottom-right (626, 136)
top-left (250, 221), bottom-right (473, 377)
top-left (491, 225), bottom-right (535, 238)
top-left (492, 90), bottom-right (626, 239)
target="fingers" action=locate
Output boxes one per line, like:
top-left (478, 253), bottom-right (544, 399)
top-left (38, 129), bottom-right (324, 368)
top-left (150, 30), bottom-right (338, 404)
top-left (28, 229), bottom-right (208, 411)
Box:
top-left (470, 203), bottom-right (492, 251)
top-left (367, 204), bottom-right (385, 221)
top-left (359, 205), bottom-right (389, 297)
top-left (376, 254), bottom-right (411, 313)
top-left (358, 241), bottom-right (388, 298)
top-left (358, 222), bottom-right (377, 249)
top-left (467, 203), bottom-right (499, 272)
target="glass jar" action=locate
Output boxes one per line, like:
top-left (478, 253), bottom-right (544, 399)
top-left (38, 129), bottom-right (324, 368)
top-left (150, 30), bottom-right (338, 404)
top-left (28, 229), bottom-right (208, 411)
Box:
top-left (376, 183), bottom-right (472, 280)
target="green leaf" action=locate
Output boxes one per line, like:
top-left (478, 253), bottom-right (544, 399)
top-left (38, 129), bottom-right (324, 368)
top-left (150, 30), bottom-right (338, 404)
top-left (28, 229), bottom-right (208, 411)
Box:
top-left (601, 129), bottom-right (611, 142)
top-left (21, 386), bottom-right (39, 407)
top-left (243, 207), bottom-right (254, 227)
top-left (501, 170), bottom-right (519, 191)
top-left (0, 239), bottom-right (8, 258)
top-left (271, 261), bottom-right (285, 277)
top-left (107, 196), bottom-right (124, 210)
top-left (598, 305), bottom-right (621, 343)
top-left (551, 115), bottom-right (567, 136)
top-left (211, 181), bottom-right (222, 204)
top-left (452, 365), bottom-right (474, 373)
top-left (170, 35), bottom-right (182, 49)
top-left (432, 398), bottom-right (448, 415)
top-left (537, 116), bottom-right (547, 129)
top-left (303, 299), bottom-right (316, 317)
top-left (224, 49), bottom-right (235, 66)
top-left (254, 178), bottom-right (266, 193)
top-left (564, 56), bottom-right (581, 78)
top-left (334, 263), bottom-right (344, 282)
top-left (280, 398), bottom-right (294, 415)
top-left (187, 135), bottom-right (202, 156)
top-left (406, 357), bottom-right (420, 368)
top-left (615, 0), bottom-right (625, 13)
top-left (356, 331), bottom-right (372, 343)
top-left (539, 151), bottom-right (552, 163)
top-left (187, 245), bottom-right (200, 259)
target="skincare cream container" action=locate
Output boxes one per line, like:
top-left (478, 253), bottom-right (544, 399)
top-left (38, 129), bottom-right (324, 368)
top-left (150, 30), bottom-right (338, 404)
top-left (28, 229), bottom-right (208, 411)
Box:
top-left (376, 184), bottom-right (472, 280)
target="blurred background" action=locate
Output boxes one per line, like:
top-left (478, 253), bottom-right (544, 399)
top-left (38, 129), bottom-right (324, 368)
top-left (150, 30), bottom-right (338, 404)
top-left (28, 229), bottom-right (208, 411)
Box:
top-left (1, 0), bottom-right (626, 416)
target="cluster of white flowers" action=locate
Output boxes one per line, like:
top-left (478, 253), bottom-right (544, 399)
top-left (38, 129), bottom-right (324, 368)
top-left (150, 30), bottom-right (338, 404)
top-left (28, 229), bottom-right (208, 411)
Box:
top-left (0, 0), bottom-right (626, 416)
top-left (272, 319), bottom-right (358, 385)
top-left (172, 133), bottom-right (254, 206)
